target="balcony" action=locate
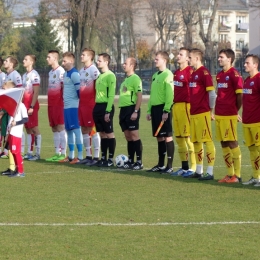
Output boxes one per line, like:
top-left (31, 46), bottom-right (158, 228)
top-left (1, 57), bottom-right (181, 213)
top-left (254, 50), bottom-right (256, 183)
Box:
top-left (165, 23), bottom-right (179, 31)
top-left (218, 23), bottom-right (231, 32)
top-left (236, 23), bottom-right (249, 32)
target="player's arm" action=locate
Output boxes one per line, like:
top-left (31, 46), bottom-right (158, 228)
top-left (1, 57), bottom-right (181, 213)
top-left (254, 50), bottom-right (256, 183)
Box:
top-left (105, 74), bottom-right (116, 113)
top-left (162, 74), bottom-right (174, 121)
top-left (131, 78), bottom-right (142, 120)
top-left (14, 73), bottom-right (23, 88)
top-left (71, 72), bottom-right (80, 98)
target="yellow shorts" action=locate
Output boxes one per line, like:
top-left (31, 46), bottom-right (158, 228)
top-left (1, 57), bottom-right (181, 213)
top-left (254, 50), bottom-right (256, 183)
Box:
top-left (190, 111), bottom-right (213, 143)
top-left (243, 123), bottom-right (260, 147)
top-left (215, 115), bottom-right (238, 142)
top-left (172, 103), bottom-right (190, 137)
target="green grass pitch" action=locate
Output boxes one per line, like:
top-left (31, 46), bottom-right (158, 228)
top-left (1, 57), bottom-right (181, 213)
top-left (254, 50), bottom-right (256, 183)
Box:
top-left (0, 99), bottom-right (259, 260)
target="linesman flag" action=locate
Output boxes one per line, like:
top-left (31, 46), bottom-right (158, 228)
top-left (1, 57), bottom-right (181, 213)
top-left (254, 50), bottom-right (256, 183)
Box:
top-left (0, 88), bottom-right (24, 117)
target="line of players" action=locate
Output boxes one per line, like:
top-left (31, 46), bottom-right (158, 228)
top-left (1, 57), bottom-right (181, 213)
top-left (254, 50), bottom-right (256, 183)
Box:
top-left (1, 47), bottom-right (260, 186)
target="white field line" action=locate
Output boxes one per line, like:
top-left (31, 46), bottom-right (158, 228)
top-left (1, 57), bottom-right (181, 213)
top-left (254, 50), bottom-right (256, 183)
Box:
top-left (0, 221), bottom-right (259, 226)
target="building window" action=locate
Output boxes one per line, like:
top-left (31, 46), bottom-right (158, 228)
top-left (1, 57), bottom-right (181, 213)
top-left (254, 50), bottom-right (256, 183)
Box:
top-left (236, 16), bottom-right (246, 24)
top-left (203, 15), bottom-right (210, 25)
top-left (219, 34), bottom-right (228, 42)
top-left (167, 14), bottom-right (175, 23)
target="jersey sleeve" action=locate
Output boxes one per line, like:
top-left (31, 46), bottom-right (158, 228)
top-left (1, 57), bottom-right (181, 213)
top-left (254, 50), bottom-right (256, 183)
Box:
top-left (106, 73), bottom-right (116, 112)
top-left (14, 72), bottom-right (23, 87)
top-left (163, 73), bottom-right (174, 113)
top-left (134, 75), bottom-right (142, 93)
top-left (32, 71), bottom-right (41, 86)
top-left (90, 65), bottom-right (100, 80)
top-left (203, 69), bottom-right (214, 91)
top-left (71, 71), bottom-right (81, 91)
top-left (231, 70), bottom-right (243, 94)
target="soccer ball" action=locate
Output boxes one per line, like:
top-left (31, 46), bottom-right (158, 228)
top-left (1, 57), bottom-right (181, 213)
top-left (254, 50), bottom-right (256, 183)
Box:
top-left (115, 154), bottom-right (129, 168)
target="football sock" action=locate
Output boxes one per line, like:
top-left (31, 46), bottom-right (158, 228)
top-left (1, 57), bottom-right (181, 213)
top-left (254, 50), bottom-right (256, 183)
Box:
top-left (196, 164), bottom-right (203, 174)
top-left (134, 139), bottom-right (142, 163)
top-left (30, 134), bottom-right (35, 153)
top-left (205, 141), bottom-right (215, 167)
top-left (194, 142), bottom-right (204, 166)
top-left (127, 140), bottom-right (135, 163)
top-left (222, 147), bottom-right (234, 176)
top-left (231, 146), bottom-right (241, 178)
top-left (83, 134), bottom-right (92, 157)
top-left (186, 137), bottom-right (196, 172)
top-left (27, 134), bottom-right (32, 154)
top-left (101, 138), bottom-right (108, 160)
top-left (206, 166), bottom-right (213, 175)
top-left (35, 134), bottom-right (42, 156)
top-left (67, 130), bottom-right (75, 159)
top-left (176, 137), bottom-right (189, 170)
top-left (21, 132), bottom-right (25, 154)
top-left (8, 150), bottom-right (15, 171)
top-left (107, 138), bottom-right (116, 160)
top-left (166, 140), bottom-right (174, 168)
top-left (248, 146), bottom-right (260, 179)
top-left (158, 140), bottom-right (166, 167)
top-left (73, 128), bottom-right (83, 160)
top-left (53, 132), bottom-right (60, 154)
top-left (92, 133), bottom-right (100, 159)
top-left (59, 130), bottom-right (67, 155)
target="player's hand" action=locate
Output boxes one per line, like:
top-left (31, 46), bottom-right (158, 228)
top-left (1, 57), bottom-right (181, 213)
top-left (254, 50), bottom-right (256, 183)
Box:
top-left (210, 112), bottom-right (215, 121)
top-left (28, 108), bottom-right (33, 116)
top-left (11, 120), bottom-right (16, 127)
top-left (146, 114), bottom-right (151, 121)
top-left (130, 112), bottom-right (137, 121)
top-left (104, 113), bottom-right (110, 122)
top-left (162, 113), bottom-right (168, 121)
top-left (237, 114), bottom-right (242, 122)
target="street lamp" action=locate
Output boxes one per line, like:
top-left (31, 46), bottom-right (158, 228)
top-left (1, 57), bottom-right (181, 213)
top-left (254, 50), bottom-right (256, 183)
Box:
top-left (168, 39), bottom-right (174, 70)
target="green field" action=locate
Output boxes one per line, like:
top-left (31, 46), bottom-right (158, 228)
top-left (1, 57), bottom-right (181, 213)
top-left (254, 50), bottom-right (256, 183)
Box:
top-left (0, 100), bottom-right (259, 260)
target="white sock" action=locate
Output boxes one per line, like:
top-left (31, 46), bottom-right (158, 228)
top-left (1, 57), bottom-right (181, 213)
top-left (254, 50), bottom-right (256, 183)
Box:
top-left (196, 164), bottom-right (203, 174)
top-left (92, 133), bottom-right (101, 159)
top-left (53, 132), bottom-right (60, 154)
top-left (27, 134), bottom-right (32, 154)
top-left (35, 134), bottom-right (42, 156)
top-left (59, 130), bottom-right (67, 155)
top-left (83, 134), bottom-right (92, 157)
top-left (21, 132), bottom-right (25, 153)
top-left (207, 166), bottom-right (213, 175)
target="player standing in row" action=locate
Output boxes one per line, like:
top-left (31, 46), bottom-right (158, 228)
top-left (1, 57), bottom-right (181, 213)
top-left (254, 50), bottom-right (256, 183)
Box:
top-left (171, 48), bottom-right (196, 177)
top-left (242, 54), bottom-right (260, 186)
top-left (45, 50), bottom-right (67, 162)
top-left (59, 52), bottom-right (83, 163)
top-left (119, 57), bottom-right (143, 170)
top-left (188, 48), bottom-right (216, 180)
top-left (78, 48), bottom-right (101, 165)
top-left (22, 54), bottom-right (42, 161)
top-left (92, 53), bottom-right (116, 167)
top-left (216, 49), bottom-right (243, 183)
top-left (146, 51), bottom-right (174, 174)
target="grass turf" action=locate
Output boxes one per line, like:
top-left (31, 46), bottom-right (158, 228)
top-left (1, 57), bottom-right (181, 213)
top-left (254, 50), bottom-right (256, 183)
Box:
top-left (0, 100), bottom-right (259, 260)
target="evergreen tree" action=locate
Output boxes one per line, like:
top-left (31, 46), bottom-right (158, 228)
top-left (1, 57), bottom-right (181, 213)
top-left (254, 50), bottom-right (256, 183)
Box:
top-left (29, 1), bottom-right (60, 68)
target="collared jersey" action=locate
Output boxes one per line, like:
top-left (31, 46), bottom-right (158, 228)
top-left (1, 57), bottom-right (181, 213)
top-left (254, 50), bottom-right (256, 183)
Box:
top-left (189, 66), bottom-right (214, 115)
top-left (48, 66), bottom-right (65, 107)
top-left (242, 72), bottom-right (260, 124)
top-left (147, 68), bottom-right (173, 114)
top-left (22, 69), bottom-right (40, 109)
top-left (79, 64), bottom-right (100, 106)
top-left (118, 74), bottom-right (142, 107)
top-left (174, 66), bottom-right (193, 103)
top-left (95, 70), bottom-right (116, 112)
top-left (63, 67), bottom-right (80, 109)
top-left (5, 70), bottom-right (22, 88)
top-left (0, 71), bottom-right (6, 88)
top-left (215, 67), bottom-right (243, 116)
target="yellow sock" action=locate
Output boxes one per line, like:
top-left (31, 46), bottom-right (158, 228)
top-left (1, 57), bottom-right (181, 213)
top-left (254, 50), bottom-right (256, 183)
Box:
top-left (8, 150), bottom-right (15, 171)
top-left (186, 137), bottom-right (196, 171)
top-left (194, 142), bottom-right (203, 165)
top-left (231, 146), bottom-right (241, 178)
top-left (205, 141), bottom-right (215, 166)
top-left (222, 147), bottom-right (234, 176)
top-left (248, 146), bottom-right (260, 179)
top-left (175, 137), bottom-right (188, 162)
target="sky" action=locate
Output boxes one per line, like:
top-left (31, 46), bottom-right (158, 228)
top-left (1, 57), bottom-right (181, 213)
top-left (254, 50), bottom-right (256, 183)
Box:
top-left (12, 0), bottom-right (40, 18)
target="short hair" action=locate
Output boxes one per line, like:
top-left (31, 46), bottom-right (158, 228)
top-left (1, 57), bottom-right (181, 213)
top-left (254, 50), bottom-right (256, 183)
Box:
top-left (246, 54), bottom-right (260, 69)
top-left (3, 81), bottom-right (15, 89)
top-left (62, 52), bottom-right (75, 59)
top-left (98, 53), bottom-right (111, 65)
top-left (48, 50), bottom-right (60, 59)
top-left (82, 48), bottom-right (95, 61)
top-left (190, 48), bottom-right (204, 62)
top-left (219, 48), bottom-right (235, 64)
top-left (6, 56), bottom-right (18, 68)
top-left (179, 47), bottom-right (190, 56)
top-left (128, 57), bottom-right (137, 70)
top-left (155, 51), bottom-right (169, 64)
top-left (0, 57), bottom-right (3, 67)
top-left (26, 54), bottom-right (37, 65)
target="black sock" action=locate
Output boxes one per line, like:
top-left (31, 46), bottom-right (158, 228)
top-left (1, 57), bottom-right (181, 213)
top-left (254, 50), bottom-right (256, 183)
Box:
top-left (101, 138), bottom-right (108, 160)
top-left (107, 138), bottom-right (116, 160)
top-left (127, 140), bottom-right (135, 163)
top-left (133, 139), bottom-right (142, 163)
top-left (182, 161), bottom-right (189, 170)
top-left (4, 141), bottom-right (9, 150)
top-left (158, 140), bottom-right (166, 167)
top-left (166, 140), bottom-right (174, 168)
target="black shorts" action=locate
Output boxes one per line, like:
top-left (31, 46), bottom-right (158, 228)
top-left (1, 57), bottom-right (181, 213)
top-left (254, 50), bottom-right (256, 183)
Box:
top-left (93, 103), bottom-right (114, 133)
top-left (119, 105), bottom-right (140, 132)
top-left (151, 104), bottom-right (172, 137)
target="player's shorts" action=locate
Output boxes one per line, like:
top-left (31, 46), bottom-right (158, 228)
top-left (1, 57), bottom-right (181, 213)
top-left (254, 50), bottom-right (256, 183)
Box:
top-left (151, 104), bottom-right (172, 137)
top-left (119, 105), bottom-right (140, 132)
top-left (64, 108), bottom-right (80, 131)
top-left (190, 111), bottom-right (213, 143)
top-left (48, 106), bottom-right (64, 127)
top-left (243, 122), bottom-right (260, 147)
top-left (25, 107), bottom-right (39, 129)
top-left (8, 134), bottom-right (21, 155)
top-left (93, 103), bottom-right (114, 134)
top-left (172, 102), bottom-right (190, 137)
top-left (79, 104), bottom-right (95, 127)
top-left (0, 112), bottom-right (9, 136)
top-left (215, 115), bottom-right (238, 142)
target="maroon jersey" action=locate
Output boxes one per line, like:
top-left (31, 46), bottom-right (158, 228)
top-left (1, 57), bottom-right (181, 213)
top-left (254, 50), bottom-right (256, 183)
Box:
top-left (242, 72), bottom-right (260, 124)
top-left (215, 67), bottom-right (243, 116)
top-left (189, 66), bottom-right (214, 115)
top-left (174, 66), bottom-right (193, 103)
